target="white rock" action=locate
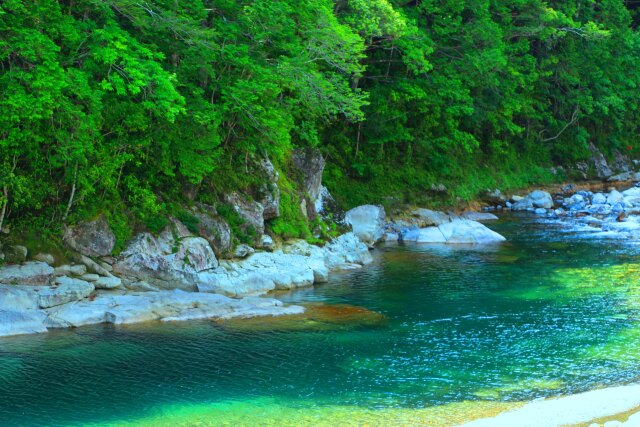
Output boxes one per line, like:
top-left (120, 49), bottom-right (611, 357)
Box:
top-left (528, 190), bottom-right (554, 209)
top-left (0, 285), bottom-right (40, 310)
top-left (592, 193), bottom-right (607, 205)
top-left (461, 212), bottom-right (499, 221)
top-left (403, 227), bottom-right (447, 243)
top-left (410, 208), bottom-right (452, 226)
top-left (38, 277), bottom-right (94, 308)
top-left (323, 233), bottom-right (373, 270)
top-left (54, 264), bottom-right (87, 277)
top-left (0, 310), bottom-right (47, 337)
top-left (344, 205), bottom-right (386, 246)
top-left (0, 262), bottom-right (54, 285)
top-left (94, 276), bottom-right (122, 289)
top-left (607, 190), bottom-right (624, 205)
top-left (438, 219), bottom-right (506, 244)
top-left (80, 274), bottom-right (100, 282)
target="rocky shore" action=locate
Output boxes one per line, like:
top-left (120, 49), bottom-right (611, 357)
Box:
top-left (0, 199), bottom-right (508, 338)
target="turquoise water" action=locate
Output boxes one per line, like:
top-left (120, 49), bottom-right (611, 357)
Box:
top-left (2, 215), bottom-right (640, 426)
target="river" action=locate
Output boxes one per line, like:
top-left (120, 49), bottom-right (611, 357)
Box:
top-left (1, 213), bottom-right (640, 426)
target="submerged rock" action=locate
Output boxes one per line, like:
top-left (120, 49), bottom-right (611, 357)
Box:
top-left (44, 290), bottom-right (303, 329)
top-left (213, 303), bottom-right (387, 332)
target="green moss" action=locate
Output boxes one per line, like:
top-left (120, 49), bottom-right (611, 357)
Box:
top-left (270, 174), bottom-right (311, 240)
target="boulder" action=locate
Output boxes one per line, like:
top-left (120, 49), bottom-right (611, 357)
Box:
top-left (461, 212), bottom-right (499, 222)
top-left (0, 262), bottom-right (54, 285)
top-left (74, 254), bottom-right (111, 277)
top-left (63, 215), bottom-right (115, 257)
top-left (234, 244), bottom-right (255, 259)
top-left (94, 276), bottom-right (122, 290)
top-left (592, 193), bottom-right (607, 205)
top-left (528, 190), bottom-right (554, 209)
top-left (410, 208), bottom-right (452, 226)
top-left (38, 277), bottom-right (94, 308)
top-left (0, 285), bottom-right (40, 311)
top-left (438, 219), bottom-right (506, 244)
top-left (511, 198), bottom-right (534, 211)
top-left (33, 253), bottom-right (55, 265)
top-left (292, 148), bottom-right (326, 204)
top-left (193, 204), bottom-right (233, 258)
top-left (257, 158), bottom-right (281, 220)
top-left (0, 310), bottom-right (47, 337)
top-left (482, 188), bottom-right (506, 204)
top-left (344, 205), bottom-right (386, 246)
top-left (113, 227), bottom-right (218, 291)
top-left (607, 189), bottom-right (624, 205)
top-left (224, 192), bottom-right (265, 238)
top-left (323, 233), bottom-right (373, 270)
top-left (4, 245), bottom-right (27, 263)
top-left (403, 227), bottom-right (447, 243)
top-left (54, 264), bottom-right (87, 277)
top-left (587, 142), bottom-right (613, 179)
top-left (260, 234), bottom-right (275, 251)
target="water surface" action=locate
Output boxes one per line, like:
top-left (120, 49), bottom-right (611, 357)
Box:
top-left (2, 215), bottom-right (640, 426)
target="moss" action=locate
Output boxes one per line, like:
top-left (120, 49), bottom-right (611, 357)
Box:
top-left (269, 174), bottom-right (312, 240)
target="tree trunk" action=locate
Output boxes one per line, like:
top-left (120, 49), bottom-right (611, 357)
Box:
top-left (62, 162), bottom-right (78, 223)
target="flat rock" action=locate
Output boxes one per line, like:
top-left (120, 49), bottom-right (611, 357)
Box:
top-left (54, 264), bottom-right (87, 277)
top-left (461, 211), bottom-right (499, 221)
top-left (0, 310), bottom-right (48, 337)
top-left (38, 277), bottom-right (94, 308)
top-left (438, 219), bottom-right (506, 244)
top-left (0, 262), bottom-right (54, 285)
top-left (94, 276), bottom-right (122, 289)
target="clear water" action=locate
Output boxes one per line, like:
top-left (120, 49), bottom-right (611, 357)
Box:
top-left (2, 214), bottom-right (640, 426)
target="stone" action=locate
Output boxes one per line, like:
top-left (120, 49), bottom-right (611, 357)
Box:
top-left (437, 219), bottom-right (506, 244)
top-left (63, 215), bottom-right (115, 257)
top-left (234, 244), bottom-right (255, 259)
top-left (113, 227), bottom-right (218, 291)
top-left (482, 189), bottom-right (506, 204)
top-left (54, 264), bottom-right (87, 277)
top-left (528, 190), bottom-right (554, 209)
top-left (94, 276), bottom-right (122, 290)
top-left (80, 274), bottom-right (100, 282)
top-left (125, 281), bottom-right (160, 292)
top-left (257, 157), bottom-right (281, 220)
top-left (75, 254), bottom-right (111, 277)
top-left (0, 285), bottom-right (40, 311)
top-left (260, 234), bottom-right (275, 251)
top-left (4, 245), bottom-right (27, 263)
top-left (44, 290), bottom-right (303, 329)
top-left (344, 205), bottom-right (386, 246)
top-left (193, 203), bottom-right (233, 258)
top-left (410, 208), bottom-right (452, 226)
top-left (607, 189), bottom-right (624, 205)
top-left (38, 277), bottom-right (94, 308)
top-left (534, 208), bottom-right (547, 215)
top-left (224, 192), bottom-right (265, 238)
top-left (323, 233), bottom-right (373, 270)
top-left (511, 198), bottom-right (533, 211)
top-left (403, 227), bottom-right (447, 243)
top-left (0, 310), bottom-right (48, 337)
top-left (292, 148), bottom-right (326, 204)
top-left (0, 262), bottom-right (54, 285)
top-left (592, 193), bottom-right (607, 205)
top-left (587, 142), bottom-right (613, 179)
top-left (33, 253), bottom-right (55, 265)
top-left (461, 211), bottom-right (499, 221)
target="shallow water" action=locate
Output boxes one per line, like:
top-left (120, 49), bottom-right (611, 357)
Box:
top-left (2, 214), bottom-right (640, 426)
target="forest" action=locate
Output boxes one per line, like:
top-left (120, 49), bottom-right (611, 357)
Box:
top-left (2, 0), bottom-right (640, 244)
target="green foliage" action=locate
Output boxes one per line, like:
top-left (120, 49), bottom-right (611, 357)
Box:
top-left (216, 203), bottom-right (255, 245)
top-left (2, 0), bottom-right (640, 238)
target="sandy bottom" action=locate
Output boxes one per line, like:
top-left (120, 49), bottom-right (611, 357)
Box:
top-left (459, 384), bottom-right (640, 427)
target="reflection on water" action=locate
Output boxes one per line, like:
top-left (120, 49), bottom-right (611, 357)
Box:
top-left (1, 214), bottom-right (640, 426)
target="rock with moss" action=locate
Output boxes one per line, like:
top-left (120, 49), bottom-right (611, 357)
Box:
top-left (257, 157), bottom-right (281, 220)
top-left (113, 222), bottom-right (218, 291)
top-left (4, 245), bottom-right (27, 263)
top-left (193, 203), bottom-right (233, 258)
top-left (63, 215), bottom-right (115, 257)
top-left (224, 192), bottom-right (265, 239)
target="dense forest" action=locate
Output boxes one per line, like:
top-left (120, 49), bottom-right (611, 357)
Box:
top-left (2, 0), bottom-right (640, 245)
